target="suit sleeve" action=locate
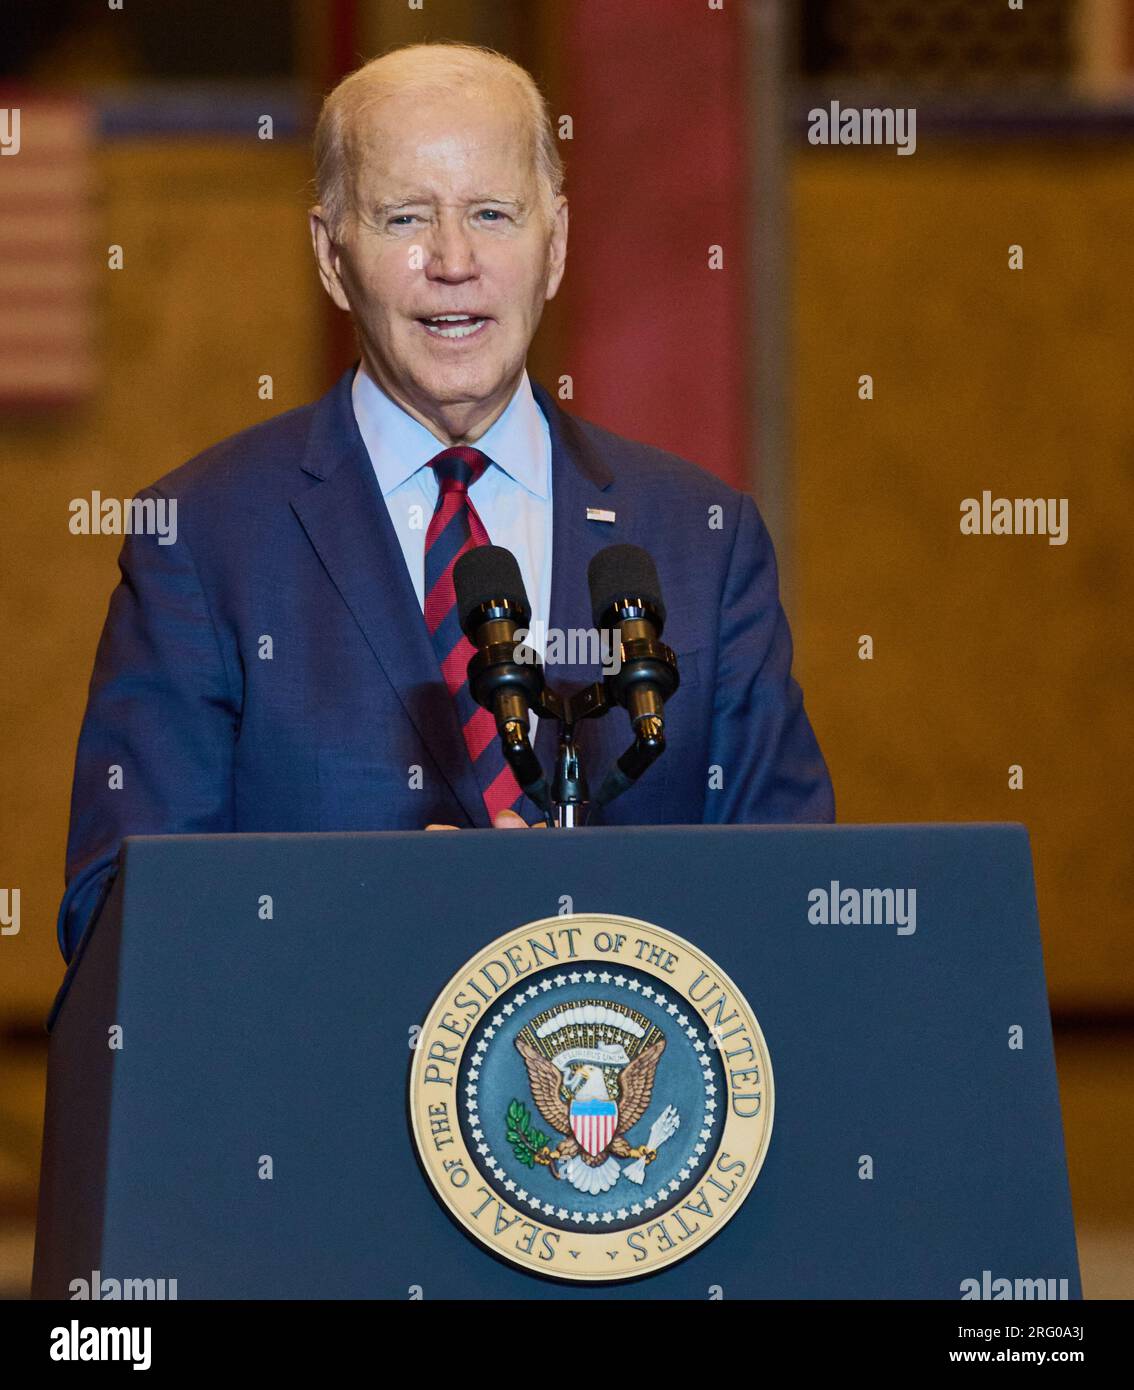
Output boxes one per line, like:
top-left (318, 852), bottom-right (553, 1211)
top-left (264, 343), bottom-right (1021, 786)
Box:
top-left (704, 493), bottom-right (835, 824)
top-left (57, 488), bottom-right (239, 960)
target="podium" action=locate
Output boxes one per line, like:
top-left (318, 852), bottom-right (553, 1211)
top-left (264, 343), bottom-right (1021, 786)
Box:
top-left (33, 824), bottom-right (1080, 1299)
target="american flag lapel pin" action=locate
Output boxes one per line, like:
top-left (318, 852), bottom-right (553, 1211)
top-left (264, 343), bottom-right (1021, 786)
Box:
top-left (586, 507), bottom-right (616, 524)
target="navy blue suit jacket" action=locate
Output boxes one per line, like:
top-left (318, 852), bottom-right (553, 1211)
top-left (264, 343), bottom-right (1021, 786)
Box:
top-left (58, 369), bottom-right (834, 958)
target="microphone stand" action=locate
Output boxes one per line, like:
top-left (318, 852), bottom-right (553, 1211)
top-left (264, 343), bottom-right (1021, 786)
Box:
top-left (550, 725), bottom-right (588, 828)
top-left (529, 654), bottom-right (676, 828)
top-left (512, 685), bottom-right (592, 828)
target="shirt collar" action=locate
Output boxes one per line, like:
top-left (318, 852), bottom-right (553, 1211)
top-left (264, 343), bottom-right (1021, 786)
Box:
top-left (352, 364), bottom-right (549, 499)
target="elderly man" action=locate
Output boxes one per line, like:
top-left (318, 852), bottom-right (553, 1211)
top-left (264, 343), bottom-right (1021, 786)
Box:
top-left (57, 43), bottom-right (833, 961)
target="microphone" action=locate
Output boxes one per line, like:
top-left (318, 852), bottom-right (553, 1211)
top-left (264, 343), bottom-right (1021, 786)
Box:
top-left (453, 546), bottom-right (550, 812)
top-left (587, 544), bottom-right (679, 731)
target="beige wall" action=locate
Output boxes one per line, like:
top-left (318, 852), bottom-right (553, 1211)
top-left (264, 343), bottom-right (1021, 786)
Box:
top-left (792, 143), bottom-right (1134, 1010)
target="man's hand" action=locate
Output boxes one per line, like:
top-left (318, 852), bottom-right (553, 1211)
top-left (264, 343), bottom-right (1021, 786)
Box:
top-left (426, 809), bottom-right (546, 831)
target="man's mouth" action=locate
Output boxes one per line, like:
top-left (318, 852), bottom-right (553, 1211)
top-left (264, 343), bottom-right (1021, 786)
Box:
top-left (418, 313), bottom-right (490, 340)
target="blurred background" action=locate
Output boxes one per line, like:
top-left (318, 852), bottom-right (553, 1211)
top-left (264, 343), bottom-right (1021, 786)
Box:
top-left (1, 0), bottom-right (1131, 1298)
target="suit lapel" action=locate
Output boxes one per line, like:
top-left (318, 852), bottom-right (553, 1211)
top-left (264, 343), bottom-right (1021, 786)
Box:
top-left (290, 370), bottom-right (489, 826)
top-left (529, 382), bottom-right (620, 779)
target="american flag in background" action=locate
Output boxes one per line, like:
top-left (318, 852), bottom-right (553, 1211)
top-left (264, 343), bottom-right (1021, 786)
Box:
top-left (0, 95), bottom-right (94, 406)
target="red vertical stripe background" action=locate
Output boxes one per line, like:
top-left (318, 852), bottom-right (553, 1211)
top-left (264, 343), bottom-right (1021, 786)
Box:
top-left (560, 0), bottom-right (748, 488)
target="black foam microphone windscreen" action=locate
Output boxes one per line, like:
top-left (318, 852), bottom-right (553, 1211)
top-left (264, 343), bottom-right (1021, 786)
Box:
top-left (454, 545), bottom-right (531, 635)
top-left (587, 544), bottom-right (666, 629)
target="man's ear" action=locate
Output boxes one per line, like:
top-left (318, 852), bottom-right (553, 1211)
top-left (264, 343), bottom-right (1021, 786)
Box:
top-left (544, 196), bottom-right (568, 302)
top-left (309, 208), bottom-right (352, 312)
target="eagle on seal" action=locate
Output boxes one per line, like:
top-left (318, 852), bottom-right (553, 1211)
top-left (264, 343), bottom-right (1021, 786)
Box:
top-left (515, 1036), bottom-right (667, 1195)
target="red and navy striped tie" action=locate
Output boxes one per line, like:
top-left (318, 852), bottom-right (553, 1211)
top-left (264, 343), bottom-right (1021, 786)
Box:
top-left (423, 446), bottom-right (525, 822)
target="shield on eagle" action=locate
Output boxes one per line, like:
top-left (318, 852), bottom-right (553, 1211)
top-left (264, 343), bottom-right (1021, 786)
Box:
top-left (569, 1097), bottom-right (618, 1157)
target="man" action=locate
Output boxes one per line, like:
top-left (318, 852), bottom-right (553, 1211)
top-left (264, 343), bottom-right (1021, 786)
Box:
top-left (57, 42), bottom-right (833, 962)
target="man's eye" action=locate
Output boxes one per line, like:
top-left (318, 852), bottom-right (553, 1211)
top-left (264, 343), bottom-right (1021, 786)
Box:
top-left (476, 208), bottom-right (507, 222)
top-left (388, 214), bottom-right (419, 227)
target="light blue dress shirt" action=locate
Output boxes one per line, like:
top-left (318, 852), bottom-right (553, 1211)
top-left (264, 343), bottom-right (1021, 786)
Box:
top-left (351, 364), bottom-right (554, 735)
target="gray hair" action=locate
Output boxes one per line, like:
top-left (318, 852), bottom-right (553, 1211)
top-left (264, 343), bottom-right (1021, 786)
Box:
top-left (313, 42), bottom-right (565, 240)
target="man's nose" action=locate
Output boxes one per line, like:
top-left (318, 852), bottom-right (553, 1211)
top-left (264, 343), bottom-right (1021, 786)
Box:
top-left (425, 215), bottom-right (477, 280)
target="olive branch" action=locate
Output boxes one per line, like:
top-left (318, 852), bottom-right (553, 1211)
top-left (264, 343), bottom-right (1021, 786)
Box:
top-left (506, 1098), bottom-right (549, 1167)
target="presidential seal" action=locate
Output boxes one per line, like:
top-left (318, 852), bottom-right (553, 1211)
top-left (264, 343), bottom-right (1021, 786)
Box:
top-left (409, 914), bottom-right (774, 1281)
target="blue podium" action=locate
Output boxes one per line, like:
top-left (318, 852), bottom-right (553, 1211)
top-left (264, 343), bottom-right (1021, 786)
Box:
top-left (33, 824), bottom-right (1080, 1298)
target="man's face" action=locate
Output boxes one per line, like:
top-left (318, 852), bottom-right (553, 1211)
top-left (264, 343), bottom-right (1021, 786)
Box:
top-left (311, 85), bottom-right (567, 442)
